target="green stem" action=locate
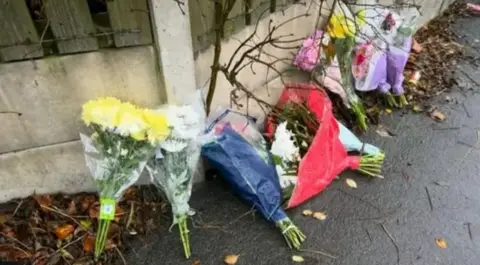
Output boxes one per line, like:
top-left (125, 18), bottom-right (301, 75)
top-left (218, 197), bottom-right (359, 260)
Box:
top-left (358, 153), bottom-right (385, 178)
top-left (95, 219), bottom-right (111, 260)
top-left (398, 95), bottom-right (408, 107)
top-left (276, 218), bottom-right (306, 249)
top-left (177, 216), bottom-right (191, 258)
top-left (385, 93), bottom-right (399, 108)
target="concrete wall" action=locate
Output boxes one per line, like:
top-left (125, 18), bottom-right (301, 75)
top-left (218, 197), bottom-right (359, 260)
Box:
top-left (0, 0), bottom-right (455, 202)
top-left (0, 46), bottom-right (166, 202)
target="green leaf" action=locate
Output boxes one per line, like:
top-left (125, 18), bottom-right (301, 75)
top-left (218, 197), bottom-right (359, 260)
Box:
top-left (292, 255), bottom-right (305, 262)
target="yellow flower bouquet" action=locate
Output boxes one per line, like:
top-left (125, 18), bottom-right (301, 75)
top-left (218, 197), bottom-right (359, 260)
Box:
top-left (80, 97), bottom-right (169, 259)
top-left (327, 2), bottom-right (369, 130)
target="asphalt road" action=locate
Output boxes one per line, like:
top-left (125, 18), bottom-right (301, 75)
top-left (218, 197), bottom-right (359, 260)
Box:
top-left (125, 4), bottom-right (480, 265)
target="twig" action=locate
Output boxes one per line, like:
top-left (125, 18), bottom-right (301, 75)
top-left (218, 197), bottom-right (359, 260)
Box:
top-left (12, 200), bottom-right (23, 217)
top-left (115, 246), bottom-right (127, 265)
top-left (55, 235), bottom-right (85, 253)
top-left (299, 248), bottom-right (338, 259)
top-left (365, 228), bottom-right (373, 243)
top-left (463, 130), bottom-right (480, 159)
top-left (40, 205), bottom-right (93, 235)
top-left (466, 222), bottom-right (473, 240)
top-left (380, 224), bottom-right (400, 265)
top-left (224, 208), bottom-right (255, 227)
top-left (462, 102), bottom-right (472, 118)
top-left (126, 202), bottom-right (135, 229)
top-left (0, 244), bottom-right (31, 257)
top-left (173, 0), bottom-right (186, 15)
top-left (0, 111), bottom-right (22, 116)
top-left (425, 187), bottom-right (434, 211)
top-left (0, 232), bottom-right (32, 251)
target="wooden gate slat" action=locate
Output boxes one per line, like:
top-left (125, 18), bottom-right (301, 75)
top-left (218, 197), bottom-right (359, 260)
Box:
top-left (0, 0), bottom-right (43, 62)
top-left (188, 0), bottom-right (215, 52)
top-left (106, 0), bottom-right (152, 47)
top-left (224, 0), bottom-right (246, 37)
top-left (246, 0), bottom-right (271, 26)
top-left (44, 0), bottom-right (98, 54)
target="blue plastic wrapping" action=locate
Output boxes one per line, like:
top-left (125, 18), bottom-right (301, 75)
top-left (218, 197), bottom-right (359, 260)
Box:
top-left (202, 124), bottom-right (287, 223)
top-left (337, 120), bottom-right (381, 156)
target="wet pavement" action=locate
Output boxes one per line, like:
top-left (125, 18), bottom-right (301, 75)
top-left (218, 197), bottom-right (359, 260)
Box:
top-left (125, 4), bottom-right (480, 265)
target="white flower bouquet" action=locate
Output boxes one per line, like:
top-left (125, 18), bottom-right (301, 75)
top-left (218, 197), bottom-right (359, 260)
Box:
top-left (146, 91), bottom-right (206, 258)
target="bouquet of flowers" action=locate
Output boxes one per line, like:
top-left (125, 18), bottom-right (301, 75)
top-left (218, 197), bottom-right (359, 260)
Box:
top-left (326, 2), bottom-right (368, 130)
top-left (265, 84), bottom-right (385, 208)
top-left (146, 91), bottom-right (206, 258)
top-left (80, 97), bottom-right (170, 259)
top-left (386, 15), bottom-right (418, 107)
top-left (201, 109), bottom-right (306, 249)
top-left (352, 40), bottom-right (397, 107)
top-left (293, 30), bottom-right (349, 109)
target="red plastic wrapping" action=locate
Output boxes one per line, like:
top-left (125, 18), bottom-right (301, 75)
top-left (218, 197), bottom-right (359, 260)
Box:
top-left (265, 83), bottom-right (361, 209)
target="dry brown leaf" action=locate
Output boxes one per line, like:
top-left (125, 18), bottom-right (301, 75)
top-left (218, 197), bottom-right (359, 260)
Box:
top-left (224, 254), bottom-right (239, 265)
top-left (66, 200), bottom-right (77, 215)
top-left (302, 210), bottom-right (313, 216)
top-left (55, 224), bottom-right (75, 240)
top-left (346, 178), bottom-right (358, 189)
top-left (313, 212), bottom-right (327, 220)
top-left (81, 195), bottom-right (96, 212)
top-left (83, 235), bottom-right (95, 253)
top-left (435, 237), bottom-right (448, 248)
top-left (88, 202), bottom-right (100, 219)
top-left (191, 260), bottom-right (201, 265)
top-left (412, 104), bottom-right (424, 113)
top-left (292, 255), bottom-right (305, 262)
top-left (430, 109), bottom-right (446, 121)
top-left (34, 195), bottom-right (52, 209)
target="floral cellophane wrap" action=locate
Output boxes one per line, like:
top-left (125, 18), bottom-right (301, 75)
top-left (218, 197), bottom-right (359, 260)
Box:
top-left (146, 90), bottom-right (206, 258)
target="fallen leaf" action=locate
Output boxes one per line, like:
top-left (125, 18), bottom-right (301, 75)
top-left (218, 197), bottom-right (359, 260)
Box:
top-left (81, 195), bottom-right (96, 212)
top-left (66, 200), bottom-right (77, 215)
top-left (313, 212), bottom-right (327, 220)
top-left (191, 260), bottom-right (201, 265)
top-left (385, 108), bottom-right (392, 114)
top-left (224, 254), bottom-right (239, 265)
top-left (114, 205), bottom-right (126, 222)
top-left (429, 108), bottom-right (446, 121)
top-left (435, 237), bottom-right (447, 248)
top-left (346, 178), bottom-right (358, 189)
top-left (412, 104), bottom-right (424, 113)
top-left (55, 224), bottom-right (75, 240)
top-left (434, 181), bottom-right (450, 187)
top-left (88, 203), bottom-right (100, 219)
top-left (83, 235), bottom-right (95, 253)
top-left (292, 255), bottom-right (305, 262)
top-left (302, 210), bottom-right (313, 216)
top-left (376, 125), bottom-right (395, 138)
top-left (60, 249), bottom-right (74, 259)
top-left (34, 195), bottom-right (52, 209)
top-left (79, 219), bottom-right (92, 230)
top-left (105, 239), bottom-right (116, 250)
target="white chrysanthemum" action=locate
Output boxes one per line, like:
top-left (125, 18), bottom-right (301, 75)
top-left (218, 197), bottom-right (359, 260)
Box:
top-left (159, 105), bottom-right (202, 140)
top-left (270, 122), bottom-right (299, 162)
top-left (161, 138), bottom-right (188, 152)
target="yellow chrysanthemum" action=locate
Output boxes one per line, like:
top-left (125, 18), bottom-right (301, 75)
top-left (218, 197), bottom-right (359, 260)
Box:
top-left (143, 109), bottom-right (170, 145)
top-left (82, 97), bottom-right (122, 127)
top-left (327, 13), bottom-right (356, 39)
top-left (116, 102), bottom-right (149, 140)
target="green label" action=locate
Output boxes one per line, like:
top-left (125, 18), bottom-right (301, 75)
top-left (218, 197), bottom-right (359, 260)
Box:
top-left (99, 198), bottom-right (116, 220)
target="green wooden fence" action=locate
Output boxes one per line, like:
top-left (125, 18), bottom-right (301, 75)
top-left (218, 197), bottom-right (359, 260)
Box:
top-left (0, 0), bottom-right (152, 62)
top-left (0, 0), bottom-right (297, 63)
